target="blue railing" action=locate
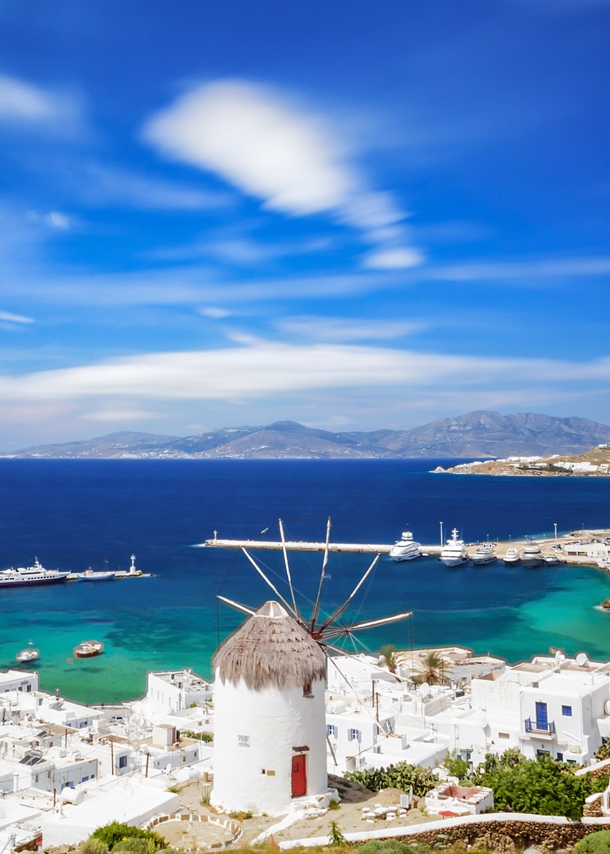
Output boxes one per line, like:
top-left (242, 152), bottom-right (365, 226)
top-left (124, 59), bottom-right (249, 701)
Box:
top-left (524, 718), bottom-right (556, 734)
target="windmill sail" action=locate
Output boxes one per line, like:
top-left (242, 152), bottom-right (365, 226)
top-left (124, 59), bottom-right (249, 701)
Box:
top-left (213, 518), bottom-right (413, 647)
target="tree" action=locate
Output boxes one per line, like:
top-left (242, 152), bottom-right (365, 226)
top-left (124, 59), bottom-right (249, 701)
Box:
top-left (379, 644), bottom-right (399, 674)
top-left (413, 651), bottom-right (450, 686)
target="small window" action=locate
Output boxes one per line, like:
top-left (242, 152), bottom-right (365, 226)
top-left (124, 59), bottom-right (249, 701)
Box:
top-left (238, 735), bottom-right (250, 748)
top-left (326, 724), bottom-right (338, 738)
top-left (556, 752), bottom-right (564, 761)
top-left (303, 683), bottom-right (313, 698)
top-left (562, 705), bottom-right (572, 717)
top-left (118, 755), bottom-right (128, 769)
top-left (498, 732), bottom-right (510, 739)
top-left (348, 728), bottom-right (361, 743)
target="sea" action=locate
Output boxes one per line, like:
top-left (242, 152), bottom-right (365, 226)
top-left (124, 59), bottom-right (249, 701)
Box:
top-left (0, 458), bottom-right (609, 705)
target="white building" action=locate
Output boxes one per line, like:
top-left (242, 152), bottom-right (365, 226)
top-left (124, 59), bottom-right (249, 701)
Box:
top-left (212, 601), bottom-right (328, 816)
top-left (143, 669), bottom-right (213, 714)
top-left (0, 670), bottom-right (39, 696)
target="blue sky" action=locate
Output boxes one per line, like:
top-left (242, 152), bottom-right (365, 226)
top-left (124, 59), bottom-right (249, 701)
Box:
top-left (0, 0), bottom-right (609, 447)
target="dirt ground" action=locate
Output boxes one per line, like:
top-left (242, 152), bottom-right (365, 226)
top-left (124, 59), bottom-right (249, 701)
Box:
top-left (159, 819), bottom-right (234, 850)
top-left (175, 775), bottom-right (439, 848)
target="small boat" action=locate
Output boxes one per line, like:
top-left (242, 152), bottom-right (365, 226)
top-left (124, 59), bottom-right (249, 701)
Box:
top-left (440, 528), bottom-right (469, 567)
top-left (521, 540), bottom-right (544, 568)
top-left (74, 640), bottom-right (104, 659)
top-left (503, 547), bottom-right (521, 565)
top-left (16, 643), bottom-right (39, 664)
top-left (0, 558), bottom-right (69, 589)
top-left (389, 529), bottom-right (422, 562)
top-left (471, 543), bottom-right (497, 566)
top-left (76, 569), bottom-right (116, 582)
top-left (543, 553), bottom-right (560, 565)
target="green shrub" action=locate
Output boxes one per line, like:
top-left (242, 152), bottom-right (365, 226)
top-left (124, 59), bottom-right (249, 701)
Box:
top-left (356, 841), bottom-right (416, 854)
top-left (345, 763), bottom-right (439, 796)
top-left (112, 840), bottom-right (157, 854)
top-left (596, 742), bottom-right (610, 762)
top-left (91, 822), bottom-right (166, 852)
top-left (444, 756), bottom-right (469, 780)
top-left (467, 751), bottom-right (593, 820)
top-left (79, 840), bottom-right (109, 854)
top-left (180, 729), bottom-right (213, 742)
top-left (576, 831), bottom-right (610, 854)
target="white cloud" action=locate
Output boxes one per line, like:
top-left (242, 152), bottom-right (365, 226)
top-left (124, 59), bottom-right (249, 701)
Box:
top-left (277, 316), bottom-right (423, 341)
top-left (425, 256), bottom-right (610, 281)
top-left (143, 79), bottom-right (422, 264)
top-left (0, 74), bottom-right (57, 121)
top-left (82, 408), bottom-right (158, 421)
top-left (199, 307), bottom-right (231, 319)
top-left (0, 342), bottom-right (608, 405)
top-left (82, 164), bottom-right (231, 211)
top-left (45, 211), bottom-right (70, 231)
top-left (0, 310), bottom-right (34, 324)
top-left (0, 74), bottom-right (82, 135)
top-left (363, 247), bottom-right (425, 270)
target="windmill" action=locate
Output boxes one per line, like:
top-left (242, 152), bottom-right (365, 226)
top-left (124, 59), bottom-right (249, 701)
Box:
top-left (215, 517), bottom-right (413, 650)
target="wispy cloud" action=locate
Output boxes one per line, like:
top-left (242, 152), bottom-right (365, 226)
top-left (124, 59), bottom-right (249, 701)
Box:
top-left (0, 73), bottom-right (83, 136)
top-left (0, 310), bottom-right (34, 324)
top-left (80, 163), bottom-right (232, 212)
top-left (143, 79), bottom-right (422, 269)
top-left (0, 342), bottom-right (609, 406)
top-left (277, 316), bottom-right (423, 342)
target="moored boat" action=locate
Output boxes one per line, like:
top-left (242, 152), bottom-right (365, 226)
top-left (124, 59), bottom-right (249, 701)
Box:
top-left (503, 547), bottom-right (521, 565)
top-left (0, 559), bottom-right (69, 589)
top-left (543, 553), bottom-right (560, 565)
top-left (521, 540), bottom-right (544, 568)
top-left (471, 543), bottom-right (497, 566)
top-left (16, 643), bottom-right (39, 664)
top-left (76, 569), bottom-right (116, 582)
top-left (74, 640), bottom-right (104, 659)
top-left (440, 528), bottom-right (469, 567)
top-left (389, 529), bottom-right (422, 562)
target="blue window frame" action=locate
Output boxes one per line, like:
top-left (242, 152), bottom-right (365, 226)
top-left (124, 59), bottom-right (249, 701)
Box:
top-left (326, 724), bottom-right (338, 738)
top-left (118, 755), bottom-right (128, 768)
top-left (556, 753), bottom-right (564, 761)
top-left (562, 705), bottom-right (572, 717)
top-left (348, 728), bottom-right (361, 742)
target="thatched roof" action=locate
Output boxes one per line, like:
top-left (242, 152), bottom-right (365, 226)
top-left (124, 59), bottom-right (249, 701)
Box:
top-left (213, 601), bottom-right (326, 691)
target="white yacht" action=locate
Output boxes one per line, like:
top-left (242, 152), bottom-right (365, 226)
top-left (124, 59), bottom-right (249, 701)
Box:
top-left (0, 559), bottom-right (70, 589)
top-left (521, 541), bottom-right (544, 568)
top-left (440, 528), bottom-right (469, 567)
top-left (471, 543), bottom-right (497, 566)
top-left (503, 547), bottom-right (521, 565)
top-left (543, 553), bottom-right (560, 566)
top-left (389, 529), bottom-right (422, 562)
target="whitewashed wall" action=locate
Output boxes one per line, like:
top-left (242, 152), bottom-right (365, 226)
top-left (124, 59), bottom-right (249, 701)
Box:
top-left (212, 673), bottom-right (327, 815)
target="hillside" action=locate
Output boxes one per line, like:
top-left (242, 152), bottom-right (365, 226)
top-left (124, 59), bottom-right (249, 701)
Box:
top-left (5, 411), bottom-right (610, 459)
top-left (437, 443), bottom-right (610, 477)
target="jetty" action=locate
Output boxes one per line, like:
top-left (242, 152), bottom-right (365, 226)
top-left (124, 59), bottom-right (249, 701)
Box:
top-left (202, 536), bottom-right (393, 553)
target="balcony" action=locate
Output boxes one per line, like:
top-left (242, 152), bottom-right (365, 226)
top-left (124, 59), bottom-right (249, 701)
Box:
top-left (523, 718), bottom-right (556, 739)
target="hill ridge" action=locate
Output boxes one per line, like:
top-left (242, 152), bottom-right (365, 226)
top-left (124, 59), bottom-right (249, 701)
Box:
top-left (5, 411), bottom-right (610, 459)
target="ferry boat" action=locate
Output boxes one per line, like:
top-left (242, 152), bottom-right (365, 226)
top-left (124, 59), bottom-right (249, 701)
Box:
top-left (503, 547), bottom-right (521, 565)
top-left (16, 643), bottom-right (39, 664)
top-left (76, 569), bottom-right (116, 582)
top-left (0, 559), bottom-right (69, 589)
top-left (389, 530), bottom-right (422, 562)
top-left (74, 640), bottom-right (104, 659)
top-left (521, 541), bottom-right (544, 568)
top-left (440, 529), bottom-right (469, 567)
top-left (471, 543), bottom-right (497, 566)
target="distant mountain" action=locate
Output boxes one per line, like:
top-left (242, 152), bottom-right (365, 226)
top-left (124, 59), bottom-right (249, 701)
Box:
top-left (6, 412), bottom-right (610, 459)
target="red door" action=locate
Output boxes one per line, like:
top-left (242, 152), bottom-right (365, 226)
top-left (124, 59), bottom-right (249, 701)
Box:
top-left (291, 754), bottom-right (307, 797)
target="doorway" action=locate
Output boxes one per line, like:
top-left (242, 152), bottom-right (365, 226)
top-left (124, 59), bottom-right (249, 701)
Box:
top-left (291, 753), bottom-right (307, 797)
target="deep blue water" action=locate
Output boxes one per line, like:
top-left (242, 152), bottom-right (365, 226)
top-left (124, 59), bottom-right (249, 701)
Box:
top-left (0, 459), bottom-right (609, 702)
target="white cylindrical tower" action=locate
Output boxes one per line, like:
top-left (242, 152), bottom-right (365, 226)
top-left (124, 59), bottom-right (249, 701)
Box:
top-left (211, 601), bottom-right (327, 816)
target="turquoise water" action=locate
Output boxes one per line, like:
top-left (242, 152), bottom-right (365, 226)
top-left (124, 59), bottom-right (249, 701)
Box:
top-left (0, 459), bottom-right (608, 703)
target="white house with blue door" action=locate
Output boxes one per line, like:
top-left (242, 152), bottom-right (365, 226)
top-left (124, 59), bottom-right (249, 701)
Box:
top-left (466, 654), bottom-right (610, 766)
